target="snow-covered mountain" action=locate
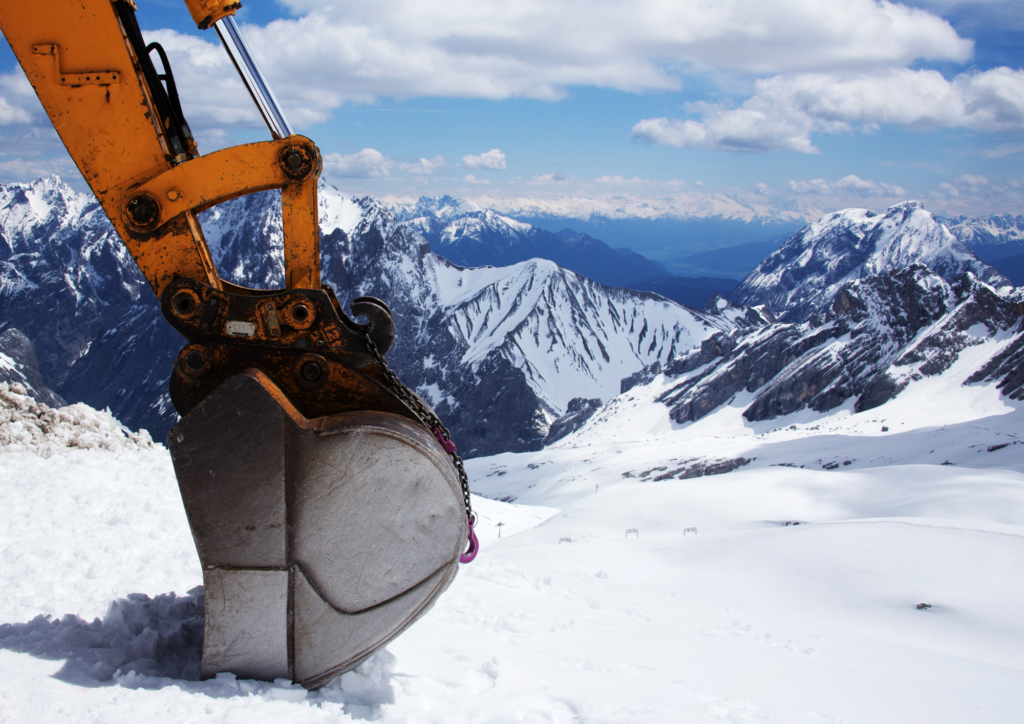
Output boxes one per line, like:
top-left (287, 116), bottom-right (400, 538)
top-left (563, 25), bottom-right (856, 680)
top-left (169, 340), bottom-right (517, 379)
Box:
top-left (731, 201), bottom-right (1010, 321)
top-left (540, 202), bottom-right (1024, 437)
top-left (940, 213), bottom-right (1024, 262)
top-left (0, 328), bottom-right (65, 408)
top-left (650, 267), bottom-right (1022, 427)
top-left (0, 177), bottom-right (733, 456)
top-left (468, 190), bottom-right (818, 225)
top-left (393, 196), bottom-right (668, 288)
top-left (0, 176), bottom-right (149, 388)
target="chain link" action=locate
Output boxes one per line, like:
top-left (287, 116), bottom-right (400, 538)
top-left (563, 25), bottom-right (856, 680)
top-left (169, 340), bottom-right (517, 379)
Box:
top-left (359, 330), bottom-right (473, 521)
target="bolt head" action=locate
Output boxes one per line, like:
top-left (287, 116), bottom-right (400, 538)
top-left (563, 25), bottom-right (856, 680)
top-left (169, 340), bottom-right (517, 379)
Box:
top-left (279, 146), bottom-right (313, 180)
top-left (126, 195), bottom-right (159, 230)
top-left (184, 350), bottom-right (206, 372)
top-left (301, 360), bottom-right (323, 381)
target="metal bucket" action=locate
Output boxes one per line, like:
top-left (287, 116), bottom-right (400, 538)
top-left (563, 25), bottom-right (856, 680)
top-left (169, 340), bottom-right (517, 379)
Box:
top-left (168, 369), bottom-right (465, 688)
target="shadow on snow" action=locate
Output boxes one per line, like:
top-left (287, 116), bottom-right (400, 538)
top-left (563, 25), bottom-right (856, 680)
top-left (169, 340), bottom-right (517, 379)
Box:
top-left (0, 588), bottom-right (395, 719)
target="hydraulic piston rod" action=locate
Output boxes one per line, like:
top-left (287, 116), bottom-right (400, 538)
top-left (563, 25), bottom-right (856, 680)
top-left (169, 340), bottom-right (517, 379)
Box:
top-left (215, 16), bottom-right (294, 140)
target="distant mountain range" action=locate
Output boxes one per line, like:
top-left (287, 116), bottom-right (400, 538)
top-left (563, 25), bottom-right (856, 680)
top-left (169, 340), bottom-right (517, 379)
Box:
top-left (619, 276), bottom-right (739, 309)
top-left (938, 214), bottom-right (1024, 284)
top-left (0, 177), bottom-right (740, 456)
top-left (2, 178), bottom-right (1022, 457)
top-left (407, 195), bottom-right (1024, 284)
top-left (394, 195), bottom-right (739, 308)
top-left (582, 201), bottom-right (1024, 436)
top-left (394, 196), bottom-right (667, 287)
top-left (940, 214), bottom-right (1024, 261)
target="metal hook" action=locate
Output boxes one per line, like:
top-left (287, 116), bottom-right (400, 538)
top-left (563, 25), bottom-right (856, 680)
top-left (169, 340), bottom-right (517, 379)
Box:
top-left (459, 514), bottom-right (479, 564)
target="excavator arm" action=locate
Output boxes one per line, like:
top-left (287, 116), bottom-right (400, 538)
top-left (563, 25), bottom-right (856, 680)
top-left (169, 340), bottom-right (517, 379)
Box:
top-left (0, 0), bottom-right (475, 689)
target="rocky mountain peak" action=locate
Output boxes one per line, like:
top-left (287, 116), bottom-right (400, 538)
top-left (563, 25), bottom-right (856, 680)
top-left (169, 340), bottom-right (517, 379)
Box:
top-left (731, 201), bottom-right (1010, 322)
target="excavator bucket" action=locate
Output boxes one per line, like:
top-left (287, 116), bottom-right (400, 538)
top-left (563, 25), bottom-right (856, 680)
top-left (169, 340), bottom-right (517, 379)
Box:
top-left (168, 369), bottom-right (467, 688)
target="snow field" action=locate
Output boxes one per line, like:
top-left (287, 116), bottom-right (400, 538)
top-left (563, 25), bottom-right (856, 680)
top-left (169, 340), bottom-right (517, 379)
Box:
top-left (0, 447), bottom-right (196, 623)
top-left (1, 370), bottom-right (1023, 721)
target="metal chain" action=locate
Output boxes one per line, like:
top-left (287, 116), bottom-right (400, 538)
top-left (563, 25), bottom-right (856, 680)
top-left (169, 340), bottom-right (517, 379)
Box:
top-left (359, 330), bottom-right (474, 521)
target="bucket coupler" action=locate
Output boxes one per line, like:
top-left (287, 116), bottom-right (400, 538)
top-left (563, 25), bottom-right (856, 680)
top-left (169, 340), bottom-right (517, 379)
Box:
top-left (168, 369), bottom-right (466, 689)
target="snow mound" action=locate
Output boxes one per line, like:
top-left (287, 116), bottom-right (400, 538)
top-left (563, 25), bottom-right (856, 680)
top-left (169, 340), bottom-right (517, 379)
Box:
top-left (0, 382), bottom-right (154, 454)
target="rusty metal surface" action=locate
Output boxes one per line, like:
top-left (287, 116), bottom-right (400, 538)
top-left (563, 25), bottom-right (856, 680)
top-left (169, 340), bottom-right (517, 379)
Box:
top-left (168, 370), bottom-right (464, 688)
top-left (162, 279), bottom-right (407, 422)
top-left (0, 1), bottom-right (324, 300)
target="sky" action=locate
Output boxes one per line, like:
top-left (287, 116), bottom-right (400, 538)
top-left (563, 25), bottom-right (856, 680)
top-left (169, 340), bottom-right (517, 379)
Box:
top-left (0, 0), bottom-right (1023, 220)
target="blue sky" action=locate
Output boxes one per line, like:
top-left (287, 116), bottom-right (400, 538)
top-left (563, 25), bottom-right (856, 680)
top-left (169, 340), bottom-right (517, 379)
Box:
top-left (1, 0), bottom-right (1022, 220)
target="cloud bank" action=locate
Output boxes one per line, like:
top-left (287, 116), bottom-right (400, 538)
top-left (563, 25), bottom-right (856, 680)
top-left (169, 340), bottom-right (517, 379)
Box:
top-left (632, 67), bottom-right (1024, 153)
top-left (91, 0), bottom-right (974, 129)
top-left (323, 149), bottom-right (446, 178)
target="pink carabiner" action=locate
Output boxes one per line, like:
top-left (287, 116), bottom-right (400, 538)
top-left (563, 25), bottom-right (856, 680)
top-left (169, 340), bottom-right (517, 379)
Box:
top-left (432, 427), bottom-right (457, 454)
top-left (459, 515), bottom-right (479, 563)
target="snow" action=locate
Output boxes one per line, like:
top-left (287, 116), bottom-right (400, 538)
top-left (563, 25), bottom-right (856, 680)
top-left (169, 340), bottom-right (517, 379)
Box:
top-left (2, 338), bottom-right (1024, 722)
top-left (465, 190), bottom-right (818, 224)
top-left (319, 183), bottom-right (365, 236)
top-left (0, 382), bottom-right (154, 454)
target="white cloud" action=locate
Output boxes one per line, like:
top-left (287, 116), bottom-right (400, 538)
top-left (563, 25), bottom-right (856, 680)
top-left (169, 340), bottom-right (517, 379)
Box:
top-left (0, 72), bottom-right (43, 126)
top-left (530, 173), bottom-right (567, 184)
top-left (930, 174), bottom-right (1024, 214)
top-left (788, 174), bottom-right (906, 197)
top-left (404, 155), bottom-right (447, 174)
top-left (462, 149), bottom-right (506, 170)
top-left (0, 97), bottom-right (31, 126)
top-left (936, 173), bottom-right (992, 197)
top-left (983, 142), bottom-right (1024, 159)
top-left (463, 174), bottom-right (491, 184)
top-left (322, 148), bottom-right (446, 178)
top-left (437, 171), bottom-right (1023, 221)
top-left (0, 156), bottom-right (81, 184)
top-left (593, 175), bottom-right (647, 186)
top-left (591, 175), bottom-right (687, 189)
top-left (632, 67), bottom-right (1024, 153)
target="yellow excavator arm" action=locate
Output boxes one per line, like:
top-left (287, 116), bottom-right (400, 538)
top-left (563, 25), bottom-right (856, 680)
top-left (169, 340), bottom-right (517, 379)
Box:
top-left (0, 0), bottom-right (318, 297)
top-left (0, 0), bottom-right (476, 689)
